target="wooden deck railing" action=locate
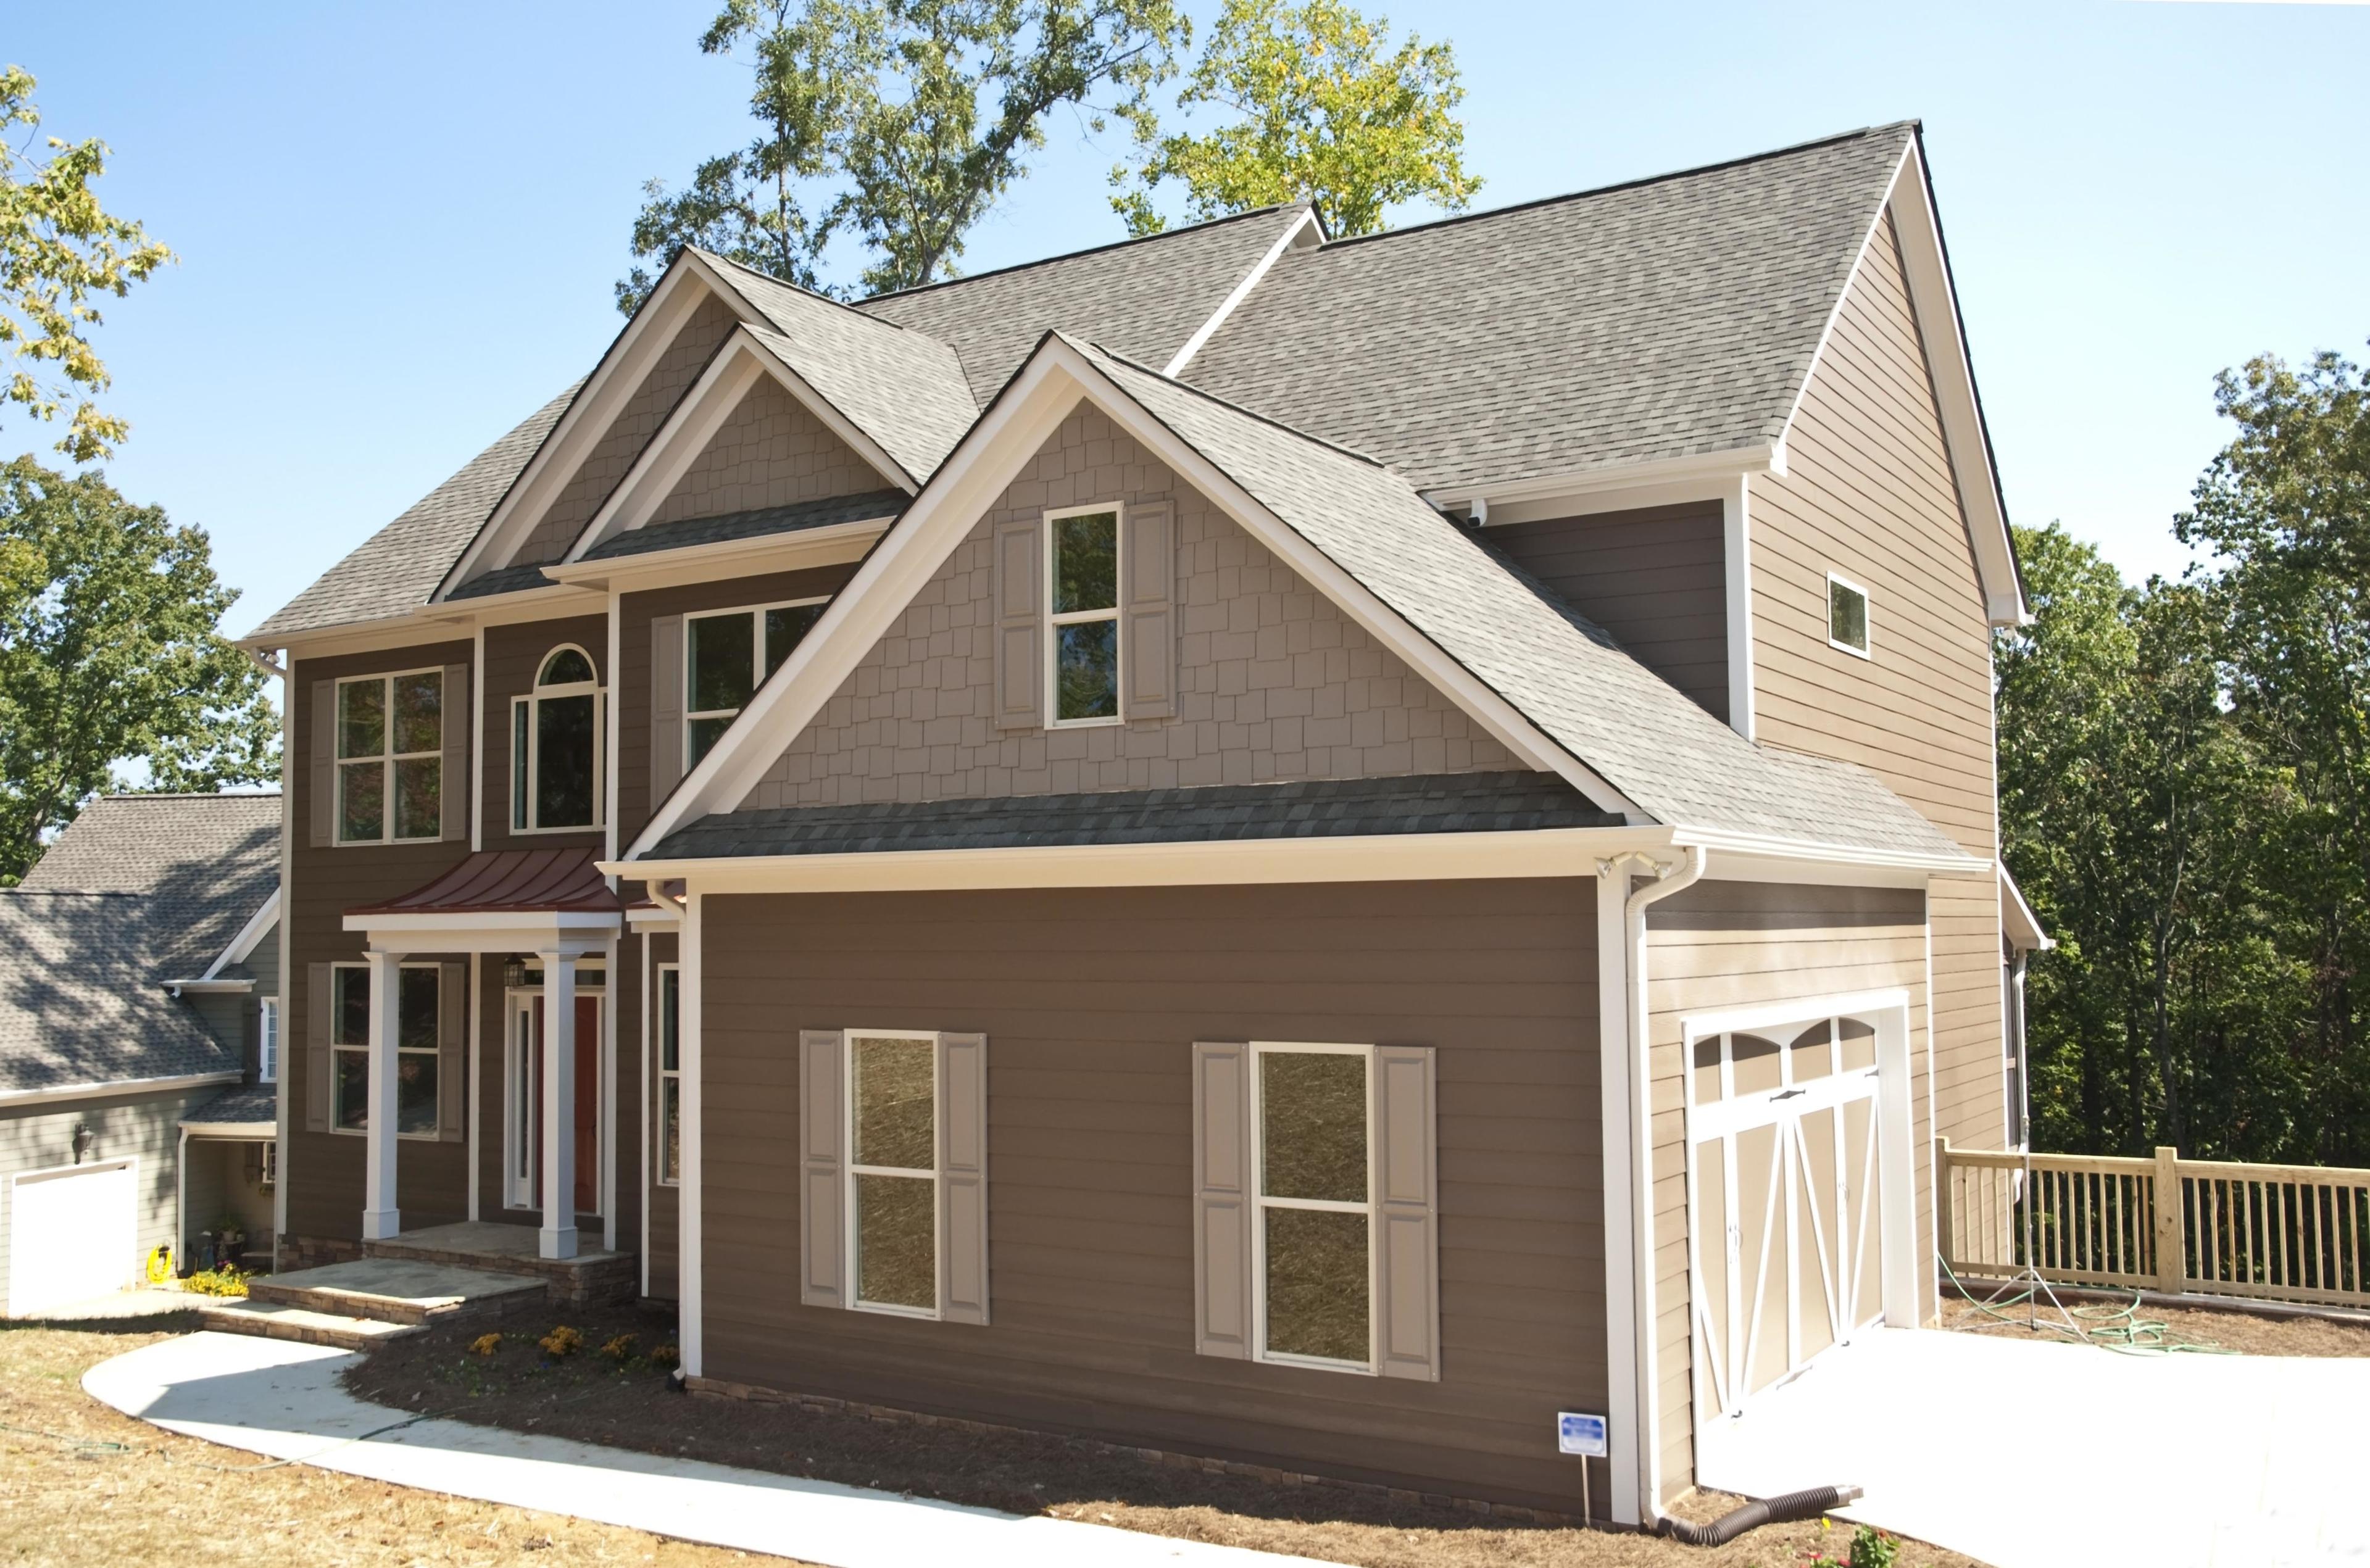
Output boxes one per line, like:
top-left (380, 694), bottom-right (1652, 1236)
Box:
top-left (1939, 1140), bottom-right (2370, 1311)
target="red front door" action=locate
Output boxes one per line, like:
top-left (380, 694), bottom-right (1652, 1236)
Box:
top-left (573, 995), bottom-right (600, 1216)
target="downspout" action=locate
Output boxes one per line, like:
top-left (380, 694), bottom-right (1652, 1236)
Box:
top-left (1605, 844), bottom-right (1707, 1525)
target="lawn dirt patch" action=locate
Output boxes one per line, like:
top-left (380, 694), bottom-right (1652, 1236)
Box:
top-left (0, 1308), bottom-right (806, 1567)
top-left (1942, 1289), bottom-right (2370, 1357)
top-left (348, 1302), bottom-right (1985, 1568)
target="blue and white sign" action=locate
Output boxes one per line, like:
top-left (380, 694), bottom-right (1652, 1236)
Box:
top-left (1557, 1411), bottom-right (1608, 1458)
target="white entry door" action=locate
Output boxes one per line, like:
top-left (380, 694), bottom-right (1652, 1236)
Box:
top-left (9, 1158), bottom-right (136, 1316)
top-left (1686, 1014), bottom-right (1890, 1425)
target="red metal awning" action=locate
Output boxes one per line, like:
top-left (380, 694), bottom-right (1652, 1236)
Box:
top-left (345, 847), bottom-right (621, 918)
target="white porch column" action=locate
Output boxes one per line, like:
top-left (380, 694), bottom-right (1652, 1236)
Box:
top-left (539, 949), bottom-right (578, 1260)
top-left (360, 948), bottom-right (402, 1240)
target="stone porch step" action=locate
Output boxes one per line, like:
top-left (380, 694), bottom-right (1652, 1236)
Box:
top-left (198, 1299), bottom-right (426, 1351)
top-left (247, 1258), bottom-right (549, 1327)
top-left (362, 1221), bottom-right (636, 1308)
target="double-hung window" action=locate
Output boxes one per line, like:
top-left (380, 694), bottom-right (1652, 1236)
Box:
top-left (847, 1032), bottom-right (939, 1314)
top-left (655, 965), bottom-right (682, 1185)
top-left (328, 963), bottom-right (441, 1136)
top-left (1254, 1043), bottom-right (1375, 1368)
top-left (259, 997), bottom-right (280, 1083)
top-left (512, 645), bottom-right (604, 831)
top-left (1046, 505), bottom-right (1121, 724)
top-left (336, 670), bottom-right (443, 842)
top-left (684, 599), bottom-right (828, 767)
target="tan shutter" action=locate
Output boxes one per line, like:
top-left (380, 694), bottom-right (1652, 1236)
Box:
top-left (304, 963), bottom-right (334, 1131)
top-left (309, 680), bottom-right (336, 847)
top-left (651, 615), bottom-right (684, 805)
top-left (1192, 1040), bottom-right (1254, 1358)
top-left (938, 1032), bottom-right (989, 1325)
top-left (1123, 500), bottom-right (1176, 719)
top-left (1373, 1045), bottom-right (1440, 1380)
top-left (440, 662), bottom-right (470, 841)
top-left (992, 516), bottom-right (1044, 730)
top-left (438, 961), bottom-right (468, 1142)
top-left (799, 1029), bottom-right (846, 1309)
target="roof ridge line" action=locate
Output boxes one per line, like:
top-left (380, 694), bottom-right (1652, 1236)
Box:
top-left (91, 791), bottom-right (283, 802)
top-left (698, 251), bottom-right (941, 342)
top-left (1072, 335), bottom-right (1403, 477)
top-left (853, 204), bottom-right (1305, 307)
top-left (1307, 121), bottom-right (1918, 255)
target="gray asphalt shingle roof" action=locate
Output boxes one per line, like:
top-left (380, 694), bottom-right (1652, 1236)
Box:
top-left (1182, 125), bottom-right (1913, 494)
top-left (583, 489), bottom-right (908, 561)
top-left (654, 771), bottom-right (1618, 860)
top-left (180, 1082), bottom-right (278, 1129)
top-left (1077, 339), bottom-right (1971, 860)
top-left (3, 794), bottom-right (280, 1095)
top-left (854, 205), bottom-right (1308, 403)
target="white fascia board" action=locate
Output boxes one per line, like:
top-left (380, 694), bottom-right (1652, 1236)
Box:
top-left (345, 911), bottom-right (620, 955)
top-left (1674, 824), bottom-right (1990, 877)
top-left (199, 888), bottom-right (280, 980)
top-left (2000, 863), bottom-right (2053, 952)
top-left (181, 1119), bottom-right (277, 1137)
top-left (544, 515), bottom-right (891, 595)
top-left (612, 824), bottom-right (1676, 896)
top-left (439, 261), bottom-right (726, 599)
top-left (625, 903), bottom-right (683, 927)
top-left (1423, 443), bottom-right (1787, 520)
top-left (627, 338), bottom-right (1632, 858)
top-left (164, 978), bottom-right (256, 995)
top-left (258, 587), bottom-right (607, 663)
top-left (1163, 207), bottom-right (1322, 376)
top-left (0, 1071), bottom-right (240, 1110)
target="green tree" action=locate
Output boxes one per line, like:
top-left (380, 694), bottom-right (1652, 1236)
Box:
top-left (1, 67), bottom-right (173, 462)
top-left (621, 0), bottom-right (1187, 310)
top-left (0, 458), bottom-right (276, 884)
top-left (1109, 0), bottom-right (1478, 239)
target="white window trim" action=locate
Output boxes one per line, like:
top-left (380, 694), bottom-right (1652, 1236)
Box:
top-left (1044, 501), bottom-right (1125, 729)
top-left (654, 964), bottom-right (682, 1187)
top-left (683, 597), bottom-right (832, 768)
top-left (334, 667), bottom-right (447, 845)
top-left (1826, 571), bottom-right (1873, 660)
top-left (501, 973), bottom-right (609, 1211)
top-left (1249, 1040), bottom-right (1380, 1376)
top-left (511, 643), bottom-right (608, 834)
top-left (842, 1027), bottom-right (942, 1321)
top-left (258, 996), bottom-right (280, 1084)
top-left (327, 961), bottom-right (443, 1141)
top-left (259, 1139), bottom-right (277, 1188)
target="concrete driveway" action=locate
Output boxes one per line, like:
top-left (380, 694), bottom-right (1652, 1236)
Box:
top-left (1695, 1326), bottom-right (2370, 1567)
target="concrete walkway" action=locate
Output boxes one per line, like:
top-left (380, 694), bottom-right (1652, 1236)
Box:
top-left (1697, 1327), bottom-right (2370, 1568)
top-left (86, 1332), bottom-right (1336, 1568)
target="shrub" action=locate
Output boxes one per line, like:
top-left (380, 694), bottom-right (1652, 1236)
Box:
top-left (647, 1343), bottom-right (680, 1368)
top-left (599, 1333), bottom-right (639, 1363)
top-left (468, 1332), bottom-right (503, 1358)
top-left (538, 1325), bottom-right (584, 1358)
top-left (181, 1265), bottom-right (247, 1298)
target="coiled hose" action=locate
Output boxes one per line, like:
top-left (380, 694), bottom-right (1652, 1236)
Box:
top-left (1656, 1483), bottom-right (1865, 1546)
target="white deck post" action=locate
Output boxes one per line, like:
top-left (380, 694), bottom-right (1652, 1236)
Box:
top-left (539, 949), bottom-right (578, 1260)
top-left (360, 948), bottom-right (402, 1240)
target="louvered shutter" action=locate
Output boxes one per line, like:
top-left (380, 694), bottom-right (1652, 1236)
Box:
top-left (1373, 1045), bottom-right (1440, 1380)
top-left (938, 1032), bottom-right (989, 1324)
top-left (440, 663), bottom-right (470, 841)
top-left (1192, 1040), bottom-right (1254, 1358)
top-left (992, 517), bottom-right (1044, 730)
top-left (309, 681), bottom-right (336, 847)
top-left (799, 1029), bottom-right (846, 1308)
top-left (304, 963), bottom-right (334, 1131)
top-left (438, 961), bottom-right (468, 1142)
top-left (1123, 500), bottom-right (1176, 719)
top-left (651, 615), bottom-right (684, 806)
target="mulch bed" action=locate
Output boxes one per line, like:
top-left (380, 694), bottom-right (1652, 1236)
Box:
top-left (347, 1303), bottom-right (1983, 1567)
top-left (1942, 1288), bottom-right (2370, 1357)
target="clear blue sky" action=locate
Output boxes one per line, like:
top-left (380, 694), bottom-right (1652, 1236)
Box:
top-left (10, 1), bottom-right (2365, 639)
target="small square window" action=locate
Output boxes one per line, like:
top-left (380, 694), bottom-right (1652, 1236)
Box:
top-left (1827, 574), bottom-right (1870, 657)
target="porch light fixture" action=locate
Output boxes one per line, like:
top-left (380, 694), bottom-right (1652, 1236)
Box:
top-left (502, 955), bottom-right (528, 989)
top-left (72, 1124), bottom-right (93, 1163)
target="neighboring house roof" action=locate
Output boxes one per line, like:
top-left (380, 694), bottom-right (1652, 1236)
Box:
top-left (1181, 124), bottom-right (1916, 496)
top-left (853, 205), bottom-right (1312, 404)
top-left (248, 386), bottom-right (577, 641)
top-left (652, 772), bottom-right (1620, 860)
top-left (1, 794), bottom-right (280, 1097)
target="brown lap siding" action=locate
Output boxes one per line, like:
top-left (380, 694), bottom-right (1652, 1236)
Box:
top-left (698, 878), bottom-right (1603, 1514)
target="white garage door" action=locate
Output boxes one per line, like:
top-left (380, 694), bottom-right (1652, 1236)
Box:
top-left (9, 1159), bottom-right (137, 1316)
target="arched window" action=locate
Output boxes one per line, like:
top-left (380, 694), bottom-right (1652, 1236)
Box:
top-left (512, 645), bottom-right (602, 831)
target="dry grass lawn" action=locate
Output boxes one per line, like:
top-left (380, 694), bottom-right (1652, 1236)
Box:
top-left (1942, 1290), bottom-right (2370, 1356)
top-left (0, 1309), bottom-right (805, 1568)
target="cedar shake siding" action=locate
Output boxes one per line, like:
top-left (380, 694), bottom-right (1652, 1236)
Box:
top-left (650, 374), bottom-right (897, 526)
top-left (742, 402), bottom-right (1519, 810)
top-left (516, 292), bottom-right (742, 565)
top-left (285, 641), bottom-right (476, 1247)
top-left (1642, 880), bottom-right (1929, 1496)
top-left (1748, 213), bottom-right (2006, 1151)
top-left (1485, 502), bottom-right (1729, 724)
top-left (481, 613), bottom-right (608, 855)
top-left (615, 565), bottom-right (863, 846)
top-left (697, 879), bottom-right (1605, 1514)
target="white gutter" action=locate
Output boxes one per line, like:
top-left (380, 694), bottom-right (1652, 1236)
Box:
top-left (1603, 844), bottom-right (1707, 1525)
top-left (163, 978), bottom-right (256, 996)
top-left (0, 1071), bottom-right (241, 1110)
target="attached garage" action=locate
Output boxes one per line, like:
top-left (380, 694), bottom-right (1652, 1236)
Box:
top-left (7, 1158), bottom-right (138, 1316)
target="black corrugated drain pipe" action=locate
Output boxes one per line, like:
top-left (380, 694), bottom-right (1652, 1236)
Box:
top-left (1656, 1485), bottom-right (1865, 1546)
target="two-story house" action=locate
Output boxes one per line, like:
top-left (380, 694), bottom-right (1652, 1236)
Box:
top-left (237, 121), bottom-right (2040, 1530)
